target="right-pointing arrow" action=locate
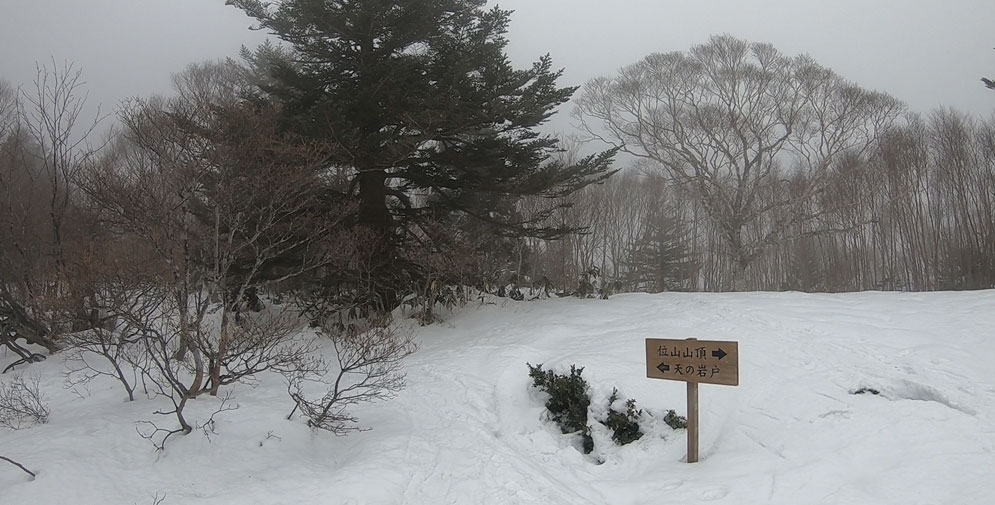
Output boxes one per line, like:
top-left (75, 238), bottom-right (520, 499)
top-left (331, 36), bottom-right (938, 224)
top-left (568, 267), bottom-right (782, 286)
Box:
top-left (657, 362), bottom-right (670, 373)
top-left (712, 348), bottom-right (727, 360)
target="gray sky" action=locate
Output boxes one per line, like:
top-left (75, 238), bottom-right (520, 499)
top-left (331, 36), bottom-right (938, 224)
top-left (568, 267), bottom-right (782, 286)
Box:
top-left (2, 0), bottom-right (993, 136)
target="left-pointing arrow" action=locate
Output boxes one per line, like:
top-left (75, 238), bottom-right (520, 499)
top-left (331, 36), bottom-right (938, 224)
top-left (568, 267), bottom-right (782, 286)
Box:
top-left (657, 363), bottom-right (670, 373)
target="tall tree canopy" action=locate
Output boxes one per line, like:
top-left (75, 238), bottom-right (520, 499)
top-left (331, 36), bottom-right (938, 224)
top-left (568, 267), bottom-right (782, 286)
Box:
top-left (229, 0), bottom-right (615, 246)
top-left (575, 35), bottom-right (903, 289)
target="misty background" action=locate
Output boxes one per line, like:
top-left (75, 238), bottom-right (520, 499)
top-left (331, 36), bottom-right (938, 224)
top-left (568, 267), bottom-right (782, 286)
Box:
top-left (2, 0), bottom-right (993, 136)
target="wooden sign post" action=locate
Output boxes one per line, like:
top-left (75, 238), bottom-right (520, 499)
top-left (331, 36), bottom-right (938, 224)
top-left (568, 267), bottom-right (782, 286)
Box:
top-left (645, 337), bottom-right (739, 463)
top-left (687, 369), bottom-right (698, 463)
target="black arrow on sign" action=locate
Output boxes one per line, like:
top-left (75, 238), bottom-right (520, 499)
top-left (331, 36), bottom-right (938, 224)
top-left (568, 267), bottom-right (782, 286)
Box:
top-left (657, 363), bottom-right (670, 373)
top-left (711, 348), bottom-right (727, 360)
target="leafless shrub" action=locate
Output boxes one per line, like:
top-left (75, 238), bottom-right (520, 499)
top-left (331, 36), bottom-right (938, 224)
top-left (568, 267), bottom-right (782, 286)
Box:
top-left (197, 390), bottom-right (239, 443)
top-left (198, 306), bottom-right (323, 391)
top-left (0, 374), bottom-right (49, 429)
top-left (115, 290), bottom-right (198, 441)
top-left (402, 222), bottom-right (482, 325)
top-left (136, 389), bottom-right (238, 451)
top-left (63, 328), bottom-right (142, 400)
top-left (63, 332), bottom-right (141, 402)
top-left (72, 60), bottom-right (353, 448)
top-left (287, 323), bottom-right (415, 434)
top-left (62, 281), bottom-right (145, 400)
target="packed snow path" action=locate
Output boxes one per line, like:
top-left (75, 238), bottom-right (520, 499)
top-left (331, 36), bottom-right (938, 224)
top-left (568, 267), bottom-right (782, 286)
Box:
top-left (3, 291), bottom-right (994, 504)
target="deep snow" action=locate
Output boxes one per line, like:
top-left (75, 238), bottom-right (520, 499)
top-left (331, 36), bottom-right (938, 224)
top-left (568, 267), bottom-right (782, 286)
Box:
top-left (2, 290), bottom-right (994, 504)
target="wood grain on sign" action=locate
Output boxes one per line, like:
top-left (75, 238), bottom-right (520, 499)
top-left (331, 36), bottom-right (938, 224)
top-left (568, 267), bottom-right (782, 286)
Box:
top-left (645, 338), bottom-right (739, 386)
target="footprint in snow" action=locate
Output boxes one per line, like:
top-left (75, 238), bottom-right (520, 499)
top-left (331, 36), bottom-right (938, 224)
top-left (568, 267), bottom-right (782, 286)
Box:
top-left (699, 486), bottom-right (730, 501)
top-left (818, 409), bottom-right (852, 420)
top-left (850, 380), bottom-right (977, 416)
top-left (660, 480), bottom-right (683, 491)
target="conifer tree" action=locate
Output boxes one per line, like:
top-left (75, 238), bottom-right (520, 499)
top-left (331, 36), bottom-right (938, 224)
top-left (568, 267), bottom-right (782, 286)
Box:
top-left (229, 1), bottom-right (615, 282)
top-left (624, 208), bottom-right (697, 293)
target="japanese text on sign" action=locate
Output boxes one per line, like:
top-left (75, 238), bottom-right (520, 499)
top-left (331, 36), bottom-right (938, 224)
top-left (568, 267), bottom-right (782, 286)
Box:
top-left (645, 338), bottom-right (739, 386)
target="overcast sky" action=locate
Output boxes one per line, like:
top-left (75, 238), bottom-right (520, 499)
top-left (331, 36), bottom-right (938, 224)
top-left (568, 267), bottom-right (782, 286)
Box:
top-left (2, 0), bottom-right (993, 135)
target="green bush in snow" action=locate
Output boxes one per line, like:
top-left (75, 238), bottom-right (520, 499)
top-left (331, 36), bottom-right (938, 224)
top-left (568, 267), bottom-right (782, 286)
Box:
top-left (527, 363), bottom-right (594, 453)
top-left (528, 364), bottom-right (687, 454)
top-left (602, 388), bottom-right (643, 445)
top-left (663, 409), bottom-right (688, 430)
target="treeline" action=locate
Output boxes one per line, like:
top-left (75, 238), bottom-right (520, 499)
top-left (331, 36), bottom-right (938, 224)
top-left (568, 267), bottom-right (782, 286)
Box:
top-left (526, 36), bottom-right (995, 294)
top-left (526, 109), bottom-right (995, 293)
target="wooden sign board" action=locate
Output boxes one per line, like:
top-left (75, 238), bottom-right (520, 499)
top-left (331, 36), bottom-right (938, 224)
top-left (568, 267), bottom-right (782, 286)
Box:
top-left (645, 337), bottom-right (740, 463)
top-left (645, 338), bottom-right (739, 386)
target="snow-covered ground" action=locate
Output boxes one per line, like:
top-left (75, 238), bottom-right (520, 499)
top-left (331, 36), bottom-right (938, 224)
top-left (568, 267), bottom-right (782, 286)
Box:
top-left (3, 290), bottom-right (994, 504)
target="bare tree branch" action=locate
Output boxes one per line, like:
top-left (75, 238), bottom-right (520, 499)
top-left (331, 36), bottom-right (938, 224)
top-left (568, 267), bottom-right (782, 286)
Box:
top-left (0, 455), bottom-right (36, 480)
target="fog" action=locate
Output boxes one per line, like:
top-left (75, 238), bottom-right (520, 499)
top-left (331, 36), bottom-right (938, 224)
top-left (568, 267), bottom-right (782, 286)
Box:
top-left (2, 0), bottom-right (993, 135)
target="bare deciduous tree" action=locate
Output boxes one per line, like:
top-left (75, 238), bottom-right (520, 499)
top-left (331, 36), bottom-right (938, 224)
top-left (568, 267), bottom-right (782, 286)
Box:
top-left (0, 79), bottom-right (17, 140)
top-left (18, 60), bottom-right (107, 275)
top-left (1, 62), bottom-right (108, 369)
top-left (75, 60), bottom-right (352, 446)
top-left (575, 35), bottom-right (903, 288)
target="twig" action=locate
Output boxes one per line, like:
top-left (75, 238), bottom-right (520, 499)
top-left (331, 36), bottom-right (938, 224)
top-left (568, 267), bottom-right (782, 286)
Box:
top-left (0, 455), bottom-right (36, 479)
top-left (136, 420), bottom-right (189, 451)
top-left (199, 391), bottom-right (239, 442)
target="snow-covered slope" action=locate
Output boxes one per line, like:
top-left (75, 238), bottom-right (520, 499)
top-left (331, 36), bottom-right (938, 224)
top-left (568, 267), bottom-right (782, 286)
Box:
top-left (3, 291), bottom-right (994, 504)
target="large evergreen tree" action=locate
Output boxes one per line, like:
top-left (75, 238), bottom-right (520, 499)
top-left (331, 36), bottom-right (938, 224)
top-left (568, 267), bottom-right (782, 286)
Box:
top-left (229, 0), bottom-right (615, 246)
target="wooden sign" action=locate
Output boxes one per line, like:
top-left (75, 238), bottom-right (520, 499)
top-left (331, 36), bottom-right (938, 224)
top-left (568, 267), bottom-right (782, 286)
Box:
top-left (645, 338), bottom-right (739, 464)
top-left (645, 338), bottom-right (739, 386)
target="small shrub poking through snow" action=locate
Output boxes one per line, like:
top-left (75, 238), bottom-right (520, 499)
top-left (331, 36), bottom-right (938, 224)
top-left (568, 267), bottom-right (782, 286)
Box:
top-left (851, 387), bottom-right (881, 395)
top-left (663, 409), bottom-right (688, 430)
top-left (0, 374), bottom-right (49, 430)
top-left (528, 364), bottom-right (687, 454)
top-left (289, 323), bottom-right (416, 434)
top-left (602, 388), bottom-right (643, 445)
top-left (527, 363), bottom-right (594, 453)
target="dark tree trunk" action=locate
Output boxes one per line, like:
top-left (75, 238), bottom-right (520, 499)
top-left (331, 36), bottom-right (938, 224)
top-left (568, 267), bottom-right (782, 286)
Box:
top-left (357, 168), bottom-right (390, 236)
top-left (356, 166), bottom-right (399, 310)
